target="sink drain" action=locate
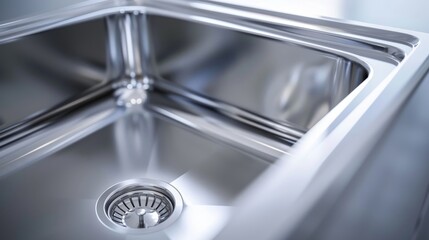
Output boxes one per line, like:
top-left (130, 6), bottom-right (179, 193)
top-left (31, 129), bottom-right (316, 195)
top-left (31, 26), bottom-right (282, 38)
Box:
top-left (96, 179), bottom-right (183, 234)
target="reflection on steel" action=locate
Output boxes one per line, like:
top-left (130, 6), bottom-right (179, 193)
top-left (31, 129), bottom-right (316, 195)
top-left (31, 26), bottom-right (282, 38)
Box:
top-left (96, 179), bottom-right (184, 234)
top-left (0, 1), bottom-right (429, 240)
top-left (0, 97), bottom-right (123, 177)
top-left (148, 77), bottom-right (299, 161)
top-left (0, 84), bottom-right (114, 147)
top-left (114, 110), bottom-right (154, 172)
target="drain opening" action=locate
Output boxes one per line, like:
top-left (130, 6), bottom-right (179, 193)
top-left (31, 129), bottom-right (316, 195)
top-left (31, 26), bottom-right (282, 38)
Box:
top-left (108, 189), bottom-right (173, 229)
top-left (96, 179), bottom-right (183, 234)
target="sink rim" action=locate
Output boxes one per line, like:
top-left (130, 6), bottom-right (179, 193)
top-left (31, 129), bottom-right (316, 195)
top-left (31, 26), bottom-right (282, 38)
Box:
top-left (1, 0), bottom-right (429, 173)
top-left (0, 0), bottom-right (420, 150)
top-left (1, 1), bottom-right (429, 239)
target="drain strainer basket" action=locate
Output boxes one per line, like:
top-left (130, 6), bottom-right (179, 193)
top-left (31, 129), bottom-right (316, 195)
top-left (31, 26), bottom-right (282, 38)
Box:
top-left (96, 179), bottom-right (183, 234)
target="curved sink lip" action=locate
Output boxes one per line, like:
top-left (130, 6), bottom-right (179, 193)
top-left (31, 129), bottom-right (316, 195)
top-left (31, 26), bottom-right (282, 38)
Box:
top-left (0, 0), bottom-right (428, 165)
top-left (0, 0), bottom-right (417, 136)
top-left (0, 1), bottom-right (428, 163)
top-left (173, 2), bottom-right (429, 240)
top-left (1, 1), bottom-right (429, 239)
top-left (0, 0), bottom-right (413, 65)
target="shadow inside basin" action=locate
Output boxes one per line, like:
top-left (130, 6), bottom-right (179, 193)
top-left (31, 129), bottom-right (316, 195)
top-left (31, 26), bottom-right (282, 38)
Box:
top-left (0, 19), bottom-right (106, 132)
top-left (150, 15), bottom-right (368, 131)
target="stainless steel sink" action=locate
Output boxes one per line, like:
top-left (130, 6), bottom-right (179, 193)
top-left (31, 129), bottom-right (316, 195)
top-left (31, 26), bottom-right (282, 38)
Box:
top-left (1, 1), bottom-right (429, 239)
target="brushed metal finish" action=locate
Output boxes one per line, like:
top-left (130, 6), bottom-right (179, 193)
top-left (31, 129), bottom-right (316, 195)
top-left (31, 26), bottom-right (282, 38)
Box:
top-left (96, 179), bottom-right (184, 234)
top-left (0, 110), bottom-right (267, 239)
top-left (1, 1), bottom-right (429, 240)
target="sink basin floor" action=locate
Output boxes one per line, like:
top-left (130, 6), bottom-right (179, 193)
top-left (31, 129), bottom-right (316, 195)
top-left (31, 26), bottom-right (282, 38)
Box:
top-left (0, 111), bottom-right (269, 239)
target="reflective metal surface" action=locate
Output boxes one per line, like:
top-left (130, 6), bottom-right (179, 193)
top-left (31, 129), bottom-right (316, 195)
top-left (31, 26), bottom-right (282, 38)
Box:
top-left (150, 14), bottom-right (367, 131)
top-left (0, 110), bottom-right (268, 239)
top-left (96, 179), bottom-right (184, 234)
top-left (1, 1), bottom-right (429, 240)
top-left (0, 18), bottom-right (106, 132)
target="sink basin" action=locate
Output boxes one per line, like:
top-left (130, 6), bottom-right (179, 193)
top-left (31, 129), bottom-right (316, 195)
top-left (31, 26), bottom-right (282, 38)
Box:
top-left (1, 1), bottom-right (429, 239)
top-left (0, 106), bottom-right (268, 239)
top-left (0, 11), bottom-right (370, 157)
